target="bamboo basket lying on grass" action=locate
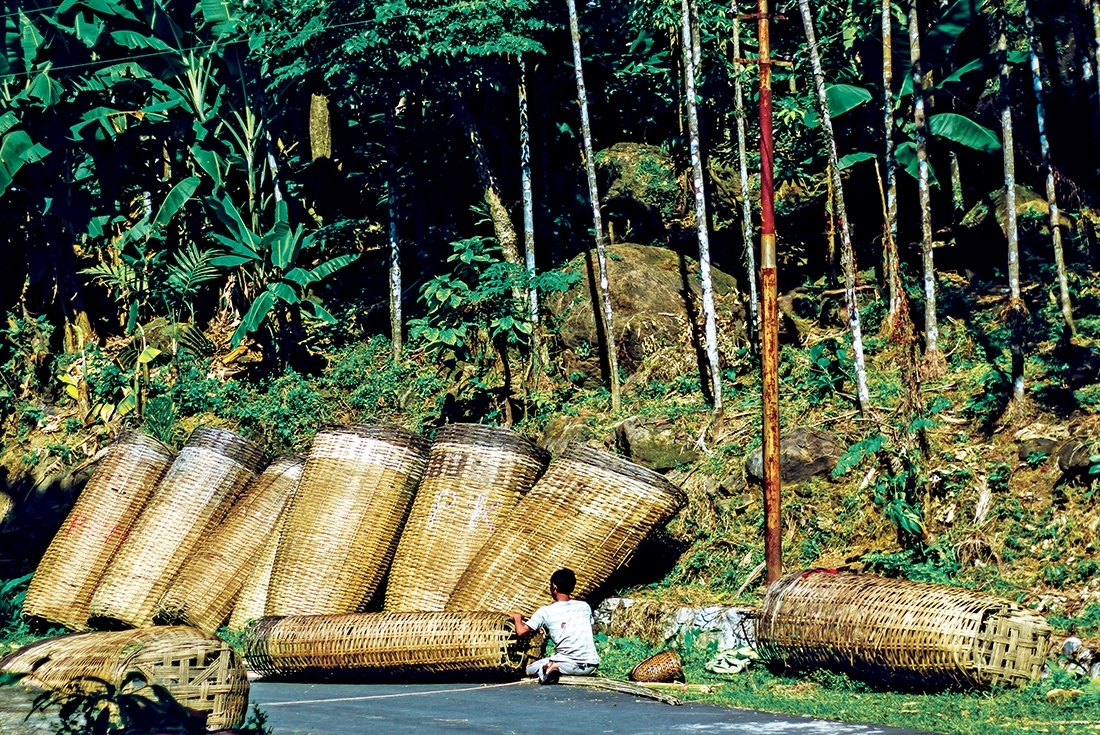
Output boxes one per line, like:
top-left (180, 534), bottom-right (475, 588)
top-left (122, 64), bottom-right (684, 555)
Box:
top-left (155, 455), bottom-right (305, 632)
top-left (89, 427), bottom-right (266, 629)
top-left (23, 431), bottom-right (175, 631)
top-left (267, 425), bottom-right (429, 616)
top-left (385, 424), bottom-right (549, 612)
top-left (446, 444), bottom-right (686, 615)
top-left (756, 570), bottom-right (1053, 687)
top-left (245, 612), bottom-right (534, 680)
top-left (0, 626), bottom-right (249, 729)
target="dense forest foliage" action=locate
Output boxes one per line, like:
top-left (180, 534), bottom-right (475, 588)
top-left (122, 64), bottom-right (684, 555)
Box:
top-left (3, 0), bottom-right (1100, 592)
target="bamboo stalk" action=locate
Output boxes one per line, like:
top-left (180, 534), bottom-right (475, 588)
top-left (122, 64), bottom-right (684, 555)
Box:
top-left (556, 676), bottom-right (684, 705)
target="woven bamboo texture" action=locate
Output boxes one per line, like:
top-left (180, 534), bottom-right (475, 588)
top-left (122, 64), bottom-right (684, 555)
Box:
top-left (630, 650), bottom-right (682, 682)
top-left (267, 425), bottom-right (429, 616)
top-left (385, 424), bottom-right (549, 612)
top-left (23, 431), bottom-right (175, 631)
top-left (227, 542), bottom-right (278, 632)
top-left (155, 455), bottom-right (305, 632)
top-left (88, 427), bottom-right (266, 628)
top-left (0, 626), bottom-right (249, 728)
top-left (446, 444), bottom-right (686, 615)
top-left (244, 612), bottom-right (533, 680)
top-left (756, 571), bottom-right (1053, 687)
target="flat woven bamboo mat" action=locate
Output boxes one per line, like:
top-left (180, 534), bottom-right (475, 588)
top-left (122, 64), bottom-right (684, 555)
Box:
top-left (267, 425), bottom-right (429, 616)
top-left (446, 444), bottom-right (686, 615)
top-left (24, 431), bottom-right (175, 631)
top-left (385, 424), bottom-right (549, 612)
top-left (245, 612), bottom-right (534, 680)
top-left (155, 455), bottom-right (305, 632)
top-left (88, 427), bottom-right (266, 628)
top-left (0, 626), bottom-right (249, 729)
top-left (756, 570), bottom-right (1053, 687)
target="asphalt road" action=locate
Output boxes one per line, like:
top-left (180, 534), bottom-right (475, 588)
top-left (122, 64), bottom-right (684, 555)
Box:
top-left (250, 681), bottom-right (935, 735)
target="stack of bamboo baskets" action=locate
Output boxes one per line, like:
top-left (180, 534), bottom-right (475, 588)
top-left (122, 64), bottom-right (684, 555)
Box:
top-left (17, 421), bottom-right (688, 689)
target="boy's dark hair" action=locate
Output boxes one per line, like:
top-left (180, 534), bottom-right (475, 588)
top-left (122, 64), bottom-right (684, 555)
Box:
top-left (550, 568), bottom-right (577, 595)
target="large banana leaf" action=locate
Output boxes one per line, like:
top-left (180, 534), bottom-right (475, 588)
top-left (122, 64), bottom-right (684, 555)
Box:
top-left (928, 113), bottom-right (1001, 153)
top-left (152, 177), bottom-right (201, 229)
top-left (895, 141), bottom-right (940, 187)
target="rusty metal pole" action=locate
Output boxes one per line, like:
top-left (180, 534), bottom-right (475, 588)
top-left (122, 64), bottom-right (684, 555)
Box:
top-left (758, 0), bottom-right (782, 585)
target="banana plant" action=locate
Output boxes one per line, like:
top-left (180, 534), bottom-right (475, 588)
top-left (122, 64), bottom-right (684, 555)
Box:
top-left (207, 194), bottom-right (358, 348)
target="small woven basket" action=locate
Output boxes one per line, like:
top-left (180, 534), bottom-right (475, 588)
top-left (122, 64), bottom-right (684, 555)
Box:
top-left (244, 612), bottom-right (534, 680)
top-left (630, 650), bottom-right (683, 682)
top-left (24, 431), bottom-right (175, 631)
top-left (155, 456), bottom-right (305, 632)
top-left (0, 626), bottom-right (249, 728)
top-left (227, 542), bottom-right (278, 632)
top-left (267, 425), bottom-right (429, 616)
top-left (446, 444), bottom-right (686, 615)
top-left (756, 570), bottom-right (1053, 687)
top-left (88, 427), bottom-right (266, 628)
top-left (385, 424), bottom-right (549, 612)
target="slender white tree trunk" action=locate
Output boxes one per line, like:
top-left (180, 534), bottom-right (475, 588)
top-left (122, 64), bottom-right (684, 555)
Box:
top-left (731, 1), bottom-right (759, 343)
top-left (798, 0), bottom-right (871, 413)
top-left (518, 56), bottom-right (544, 381)
top-left (1093, 0), bottom-right (1100, 104)
top-left (387, 106), bottom-right (402, 360)
top-left (883, 0), bottom-right (902, 325)
top-left (566, 0), bottom-right (621, 412)
top-left (682, 0), bottom-right (723, 411)
top-left (998, 22), bottom-right (1025, 403)
top-left (910, 0), bottom-right (942, 374)
top-left (1026, 1), bottom-right (1076, 337)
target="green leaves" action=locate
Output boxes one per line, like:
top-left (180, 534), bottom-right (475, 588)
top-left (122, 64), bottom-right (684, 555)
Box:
top-left (826, 84), bottom-right (872, 118)
top-left (928, 113), bottom-right (1001, 153)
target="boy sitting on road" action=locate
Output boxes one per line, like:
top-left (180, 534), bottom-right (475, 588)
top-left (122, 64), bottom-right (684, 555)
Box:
top-left (511, 568), bottom-right (600, 684)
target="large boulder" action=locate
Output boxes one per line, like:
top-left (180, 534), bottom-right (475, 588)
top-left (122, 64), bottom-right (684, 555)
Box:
top-left (745, 427), bottom-right (841, 485)
top-left (546, 244), bottom-right (746, 385)
top-left (596, 143), bottom-right (685, 243)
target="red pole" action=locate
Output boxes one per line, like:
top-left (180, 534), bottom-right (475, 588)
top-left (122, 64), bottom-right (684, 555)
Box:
top-left (758, 0), bottom-right (782, 585)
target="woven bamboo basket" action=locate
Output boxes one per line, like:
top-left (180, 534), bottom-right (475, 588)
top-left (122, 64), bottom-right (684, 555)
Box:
top-left (267, 425), bottom-right (429, 616)
top-left (23, 431), bottom-right (175, 631)
top-left (630, 650), bottom-right (682, 682)
top-left (155, 455), bottom-right (305, 632)
top-left (0, 626), bottom-right (249, 728)
top-left (446, 444), bottom-right (686, 615)
top-left (88, 427), bottom-right (266, 629)
top-left (245, 612), bottom-right (534, 680)
top-left (756, 570), bottom-right (1053, 687)
top-left (385, 424), bottom-right (549, 612)
top-left (227, 542), bottom-right (278, 632)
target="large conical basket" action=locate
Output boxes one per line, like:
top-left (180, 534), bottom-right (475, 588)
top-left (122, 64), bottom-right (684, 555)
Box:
top-left (244, 612), bottom-right (533, 680)
top-left (0, 626), bottom-right (249, 728)
top-left (227, 542), bottom-right (278, 633)
top-left (155, 456), bottom-right (304, 633)
top-left (88, 427), bottom-right (266, 628)
top-left (267, 425), bottom-right (429, 616)
top-left (23, 431), bottom-right (175, 631)
top-left (385, 424), bottom-right (549, 612)
top-left (446, 444), bottom-right (686, 615)
top-left (756, 570), bottom-right (1053, 687)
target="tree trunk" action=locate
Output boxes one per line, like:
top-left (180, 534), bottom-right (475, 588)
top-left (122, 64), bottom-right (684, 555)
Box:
top-left (999, 21), bottom-right (1025, 403)
top-left (682, 0), bottom-right (722, 412)
top-left (882, 0), bottom-right (902, 327)
top-left (909, 0), bottom-right (943, 375)
top-left (450, 93), bottom-right (522, 268)
top-left (387, 105), bottom-right (403, 360)
top-left (1026, 0), bottom-right (1077, 338)
top-left (948, 151), bottom-right (963, 218)
top-left (731, 1), bottom-right (760, 344)
top-left (1093, 0), bottom-right (1100, 108)
top-left (797, 0), bottom-right (871, 414)
top-left (518, 55), bottom-right (544, 384)
top-left (566, 0), bottom-right (621, 412)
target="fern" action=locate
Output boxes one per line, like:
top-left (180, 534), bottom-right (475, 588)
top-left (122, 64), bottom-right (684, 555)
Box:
top-left (80, 261), bottom-right (137, 291)
top-left (167, 243), bottom-right (219, 295)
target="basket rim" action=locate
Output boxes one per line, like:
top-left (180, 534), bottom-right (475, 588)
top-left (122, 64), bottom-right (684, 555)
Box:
top-left (431, 423), bottom-right (550, 464)
top-left (317, 423), bottom-right (430, 453)
top-left (561, 443), bottom-right (687, 506)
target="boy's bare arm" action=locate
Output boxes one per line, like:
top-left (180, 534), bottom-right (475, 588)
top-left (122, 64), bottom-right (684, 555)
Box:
top-left (510, 611), bottom-right (533, 637)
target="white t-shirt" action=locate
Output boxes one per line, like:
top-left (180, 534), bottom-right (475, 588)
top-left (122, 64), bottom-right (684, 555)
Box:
top-left (526, 599), bottom-right (600, 665)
